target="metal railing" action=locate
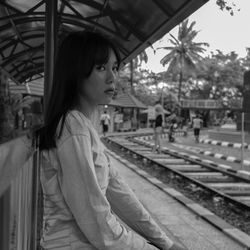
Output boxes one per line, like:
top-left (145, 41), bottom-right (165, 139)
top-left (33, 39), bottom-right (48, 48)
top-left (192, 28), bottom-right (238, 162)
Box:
top-left (0, 136), bottom-right (41, 250)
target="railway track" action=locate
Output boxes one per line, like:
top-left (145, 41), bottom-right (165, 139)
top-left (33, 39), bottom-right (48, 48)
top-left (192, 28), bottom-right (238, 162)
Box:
top-left (105, 134), bottom-right (250, 211)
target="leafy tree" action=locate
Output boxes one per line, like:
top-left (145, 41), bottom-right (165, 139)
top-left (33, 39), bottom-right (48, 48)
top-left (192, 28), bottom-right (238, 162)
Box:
top-left (133, 70), bottom-right (160, 105)
top-left (117, 69), bottom-right (164, 106)
top-left (191, 50), bottom-right (245, 108)
top-left (158, 19), bottom-right (208, 101)
top-left (129, 51), bottom-right (148, 94)
top-left (117, 63), bottom-right (144, 94)
top-left (242, 48), bottom-right (250, 70)
top-left (216, 0), bottom-right (240, 15)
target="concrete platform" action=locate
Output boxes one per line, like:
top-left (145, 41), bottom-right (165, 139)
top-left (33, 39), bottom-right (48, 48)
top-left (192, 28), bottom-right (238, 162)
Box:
top-left (208, 129), bottom-right (250, 144)
top-left (107, 151), bottom-right (248, 250)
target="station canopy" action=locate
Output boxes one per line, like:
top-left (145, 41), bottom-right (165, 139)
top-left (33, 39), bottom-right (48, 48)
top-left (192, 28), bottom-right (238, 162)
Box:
top-left (109, 93), bottom-right (147, 109)
top-left (0, 0), bottom-right (208, 85)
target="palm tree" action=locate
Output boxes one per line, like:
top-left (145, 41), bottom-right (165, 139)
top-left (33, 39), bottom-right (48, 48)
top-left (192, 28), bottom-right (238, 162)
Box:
top-left (158, 19), bottom-right (208, 101)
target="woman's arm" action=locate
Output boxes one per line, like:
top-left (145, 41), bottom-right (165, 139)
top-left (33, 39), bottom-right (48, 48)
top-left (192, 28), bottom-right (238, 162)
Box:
top-left (106, 163), bottom-right (174, 250)
top-left (57, 134), bottom-right (159, 250)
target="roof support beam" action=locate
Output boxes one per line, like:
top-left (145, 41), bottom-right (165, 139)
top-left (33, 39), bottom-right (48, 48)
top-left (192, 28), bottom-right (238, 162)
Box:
top-left (0, 34), bottom-right (44, 52)
top-left (13, 63), bottom-right (44, 79)
top-left (1, 45), bottom-right (44, 67)
top-left (0, 1), bottom-right (22, 14)
top-left (0, 28), bottom-right (45, 46)
top-left (25, 74), bottom-right (44, 83)
top-left (10, 56), bottom-right (44, 74)
top-left (0, 12), bottom-right (129, 43)
top-left (19, 69), bottom-right (44, 83)
top-left (25, 0), bottom-right (45, 14)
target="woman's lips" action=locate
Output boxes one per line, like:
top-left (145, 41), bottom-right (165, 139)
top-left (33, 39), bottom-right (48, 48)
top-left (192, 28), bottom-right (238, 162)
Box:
top-left (104, 88), bottom-right (115, 95)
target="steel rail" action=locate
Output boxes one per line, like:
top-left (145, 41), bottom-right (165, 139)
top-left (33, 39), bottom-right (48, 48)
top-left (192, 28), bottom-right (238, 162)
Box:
top-left (105, 135), bottom-right (250, 211)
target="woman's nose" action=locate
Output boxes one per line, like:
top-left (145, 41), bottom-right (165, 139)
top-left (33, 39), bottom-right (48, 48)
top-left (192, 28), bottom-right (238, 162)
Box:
top-left (107, 69), bottom-right (116, 84)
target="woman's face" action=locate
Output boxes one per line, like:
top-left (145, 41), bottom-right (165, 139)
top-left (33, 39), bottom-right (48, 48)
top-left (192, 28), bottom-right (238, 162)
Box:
top-left (80, 49), bottom-right (119, 106)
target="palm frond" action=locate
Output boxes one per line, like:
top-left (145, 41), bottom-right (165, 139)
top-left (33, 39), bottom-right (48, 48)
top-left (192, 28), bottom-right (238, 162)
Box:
top-left (189, 46), bottom-right (207, 54)
top-left (167, 57), bottom-right (179, 73)
top-left (193, 42), bottom-right (209, 47)
top-left (187, 52), bottom-right (203, 62)
top-left (160, 51), bottom-right (176, 66)
top-left (157, 46), bottom-right (176, 51)
top-left (169, 33), bottom-right (180, 45)
top-left (169, 38), bottom-right (179, 46)
top-left (187, 21), bottom-right (196, 34)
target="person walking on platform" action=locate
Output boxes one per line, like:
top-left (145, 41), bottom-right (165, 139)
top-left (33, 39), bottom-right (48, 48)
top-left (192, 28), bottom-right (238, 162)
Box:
top-left (153, 104), bottom-right (164, 154)
top-left (100, 110), bottom-right (110, 136)
top-left (192, 114), bottom-right (203, 142)
top-left (34, 32), bottom-right (185, 250)
top-left (168, 119), bottom-right (177, 142)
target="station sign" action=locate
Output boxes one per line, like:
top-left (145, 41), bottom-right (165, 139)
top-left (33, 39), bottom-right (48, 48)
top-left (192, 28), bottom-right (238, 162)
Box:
top-left (180, 99), bottom-right (242, 110)
top-left (114, 113), bottom-right (123, 123)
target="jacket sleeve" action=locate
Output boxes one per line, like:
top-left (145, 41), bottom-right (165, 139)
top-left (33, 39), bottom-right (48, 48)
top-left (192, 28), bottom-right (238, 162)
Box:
top-left (57, 134), bottom-right (159, 250)
top-left (106, 163), bottom-right (174, 250)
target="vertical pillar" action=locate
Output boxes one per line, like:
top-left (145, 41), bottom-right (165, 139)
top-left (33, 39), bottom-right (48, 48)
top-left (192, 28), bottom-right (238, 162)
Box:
top-left (29, 1), bottom-right (58, 249)
top-left (44, 0), bottom-right (58, 120)
top-left (241, 112), bottom-right (245, 170)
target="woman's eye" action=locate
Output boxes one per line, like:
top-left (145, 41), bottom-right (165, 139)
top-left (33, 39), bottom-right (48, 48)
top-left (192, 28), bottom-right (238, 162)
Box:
top-left (96, 65), bottom-right (105, 71)
top-left (113, 66), bottom-right (119, 72)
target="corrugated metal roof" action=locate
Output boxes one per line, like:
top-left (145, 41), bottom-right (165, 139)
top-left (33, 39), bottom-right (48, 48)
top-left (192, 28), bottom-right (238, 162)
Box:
top-left (109, 93), bottom-right (146, 109)
top-left (9, 79), bottom-right (43, 96)
top-left (27, 80), bottom-right (44, 96)
top-left (0, 0), bottom-right (209, 85)
top-left (9, 80), bottom-right (27, 95)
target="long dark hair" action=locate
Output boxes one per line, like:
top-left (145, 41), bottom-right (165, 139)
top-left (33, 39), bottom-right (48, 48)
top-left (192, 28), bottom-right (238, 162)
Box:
top-left (38, 31), bottom-right (121, 150)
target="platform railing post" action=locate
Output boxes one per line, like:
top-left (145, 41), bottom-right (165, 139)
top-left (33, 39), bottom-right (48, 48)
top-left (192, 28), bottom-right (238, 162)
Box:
top-left (30, 136), bottom-right (41, 250)
top-left (241, 112), bottom-right (245, 170)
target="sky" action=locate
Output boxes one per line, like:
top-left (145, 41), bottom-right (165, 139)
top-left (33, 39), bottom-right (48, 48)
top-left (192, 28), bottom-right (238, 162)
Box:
top-left (144, 0), bottom-right (250, 73)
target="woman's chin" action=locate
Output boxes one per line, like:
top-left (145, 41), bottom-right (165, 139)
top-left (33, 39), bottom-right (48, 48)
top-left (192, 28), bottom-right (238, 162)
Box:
top-left (105, 94), bottom-right (114, 102)
top-left (98, 96), bottom-right (112, 105)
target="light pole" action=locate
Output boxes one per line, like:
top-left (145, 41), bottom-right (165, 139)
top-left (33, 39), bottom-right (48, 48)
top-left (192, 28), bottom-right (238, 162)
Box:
top-left (161, 85), bottom-right (167, 108)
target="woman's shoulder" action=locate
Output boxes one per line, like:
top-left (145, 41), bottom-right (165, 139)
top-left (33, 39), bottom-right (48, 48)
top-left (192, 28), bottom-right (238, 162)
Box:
top-left (62, 110), bottom-right (90, 137)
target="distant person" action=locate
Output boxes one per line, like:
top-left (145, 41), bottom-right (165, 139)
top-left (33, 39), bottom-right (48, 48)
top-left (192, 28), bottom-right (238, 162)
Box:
top-left (153, 104), bottom-right (164, 153)
top-left (192, 115), bottom-right (203, 142)
top-left (100, 110), bottom-right (110, 136)
top-left (182, 120), bottom-right (188, 137)
top-left (168, 119), bottom-right (177, 142)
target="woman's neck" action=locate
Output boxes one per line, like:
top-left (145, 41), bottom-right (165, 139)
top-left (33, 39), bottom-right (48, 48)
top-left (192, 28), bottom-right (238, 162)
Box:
top-left (76, 96), bottom-right (97, 120)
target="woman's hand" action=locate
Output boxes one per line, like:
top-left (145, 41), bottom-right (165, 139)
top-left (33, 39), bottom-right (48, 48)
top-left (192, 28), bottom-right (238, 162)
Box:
top-left (168, 241), bottom-right (186, 250)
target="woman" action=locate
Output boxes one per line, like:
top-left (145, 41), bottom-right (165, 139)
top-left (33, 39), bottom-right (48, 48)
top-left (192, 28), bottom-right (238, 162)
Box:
top-left (153, 104), bottom-right (164, 154)
top-left (38, 31), bottom-right (185, 250)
